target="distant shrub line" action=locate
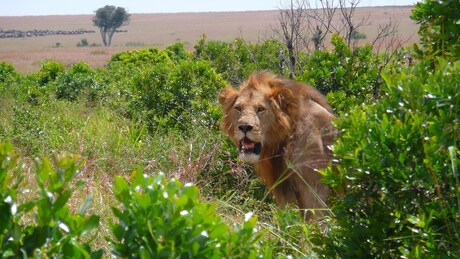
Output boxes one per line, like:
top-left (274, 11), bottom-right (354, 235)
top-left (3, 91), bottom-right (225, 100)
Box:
top-left (0, 28), bottom-right (95, 39)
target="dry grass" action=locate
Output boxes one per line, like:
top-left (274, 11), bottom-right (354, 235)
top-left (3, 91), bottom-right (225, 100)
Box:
top-left (0, 6), bottom-right (419, 74)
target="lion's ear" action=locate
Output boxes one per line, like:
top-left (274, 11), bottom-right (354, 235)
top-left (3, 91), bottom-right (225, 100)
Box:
top-left (219, 86), bottom-right (239, 110)
top-left (270, 87), bottom-right (298, 119)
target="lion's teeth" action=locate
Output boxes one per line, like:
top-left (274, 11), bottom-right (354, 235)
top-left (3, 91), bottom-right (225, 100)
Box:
top-left (240, 138), bottom-right (258, 151)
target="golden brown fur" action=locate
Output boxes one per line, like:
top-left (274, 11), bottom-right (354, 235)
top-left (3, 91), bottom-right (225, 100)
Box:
top-left (219, 71), bottom-right (335, 219)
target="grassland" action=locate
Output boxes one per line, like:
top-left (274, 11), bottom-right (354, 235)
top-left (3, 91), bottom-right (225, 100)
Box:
top-left (0, 6), bottom-right (418, 73)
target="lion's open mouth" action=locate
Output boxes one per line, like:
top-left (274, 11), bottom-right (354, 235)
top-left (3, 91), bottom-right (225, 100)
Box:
top-left (239, 137), bottom-right (261, 155)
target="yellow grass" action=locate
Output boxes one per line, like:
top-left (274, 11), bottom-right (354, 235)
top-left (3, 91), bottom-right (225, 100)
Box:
top-left (0, 7), bottom-right (419, 74)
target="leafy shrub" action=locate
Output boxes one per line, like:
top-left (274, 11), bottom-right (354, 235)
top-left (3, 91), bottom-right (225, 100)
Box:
top-left (55, 62), bottom-right (95, 101)
top-left (247, 39), bottom-right (286, 76)
top-left (109, 171), bottom-right (272, 258)
top-left (0, 62), bottom-right (18, 84)
top-left (165, 42), bottom-right (190, 62)
top-left (194, 37), bottom-right (245, 85)
top-left (298, 34), bottom-right (382, 106)
top-left (194, 36), bottom-right (283, 85)
top-left (0, 143), bottom-right (101, 258)
top-left (411, 0), bottom-right (460, 59)
top-left (36, 60), bottom-right (65, 86)
top-left (111, 47), bottom-right (226, 133)
top-left (350, 30), bottom-right (366, 40)
top-left (77, 39), bottom-right (89, 47)
top-left (325, 90), bottom-right (358, 114)
top-left (319, 59), bottom-right (460, 257)
top-left (166, 59), bottom-right (226, 131)
top-left (106, 48), bottom-right (175, 116)
top-left (21, 60), bottom-right (67, 104)
top-left (109, 48), bottom-right (172, 68)
top-left (0, 62), bottom-right (20, 104)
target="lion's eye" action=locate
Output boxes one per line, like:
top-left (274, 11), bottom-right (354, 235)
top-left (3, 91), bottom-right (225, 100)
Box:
top-left (234, 106), bottom-right (242, 113)
top-left (257, 107), bottom-right (266, 113)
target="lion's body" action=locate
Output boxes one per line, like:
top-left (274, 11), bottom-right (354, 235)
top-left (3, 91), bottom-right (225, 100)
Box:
top-left (219, 71), bottom-right (335, 219)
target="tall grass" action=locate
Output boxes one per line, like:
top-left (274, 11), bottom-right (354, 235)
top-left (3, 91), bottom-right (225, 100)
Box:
top-left (0, 87), bottom-right (320, 256)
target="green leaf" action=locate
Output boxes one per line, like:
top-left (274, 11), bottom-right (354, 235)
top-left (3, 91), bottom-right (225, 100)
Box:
top-left (0, 201), bottom-right (12, 233)
top-left (448, 146), bottom-right (457, 178)
top-left (131, 167), bottom-right (146, 188)
top-left (81, 215), bottom-right (100, 236)
top-left (37, 157), bottom-right (52, 186)
top-left (78, 193), bottom-right (93, 215)
top-left (90, 249), bottom-right (104, 259)
top-left (53, 190), bottom-right (71, 211)
top-left (114, 176), bottom-right (128, 192)
top-left (406, 215), bottom-right (420, 225)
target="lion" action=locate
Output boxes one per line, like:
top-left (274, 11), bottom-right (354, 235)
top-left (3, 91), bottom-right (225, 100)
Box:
top-left (219, 71), bottom-right (335, 219)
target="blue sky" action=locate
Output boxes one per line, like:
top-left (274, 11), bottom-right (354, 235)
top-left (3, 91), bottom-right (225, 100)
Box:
top-left (1, 0), bottom-right (417, 16)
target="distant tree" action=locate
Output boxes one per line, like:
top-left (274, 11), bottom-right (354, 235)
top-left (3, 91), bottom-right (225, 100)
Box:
top-left (93, 5), bottom-right (130, 46)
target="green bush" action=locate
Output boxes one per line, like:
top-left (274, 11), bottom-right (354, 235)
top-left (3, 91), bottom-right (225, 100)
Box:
top-left (111, 47), bottom-right (226, 133)
top-left (298, 34), bottom-right (382, 108)
top-left (165, 42), bottom-right (190, 62)
top-left (350, 30), bottom-right (366, 40)
top-left (194, 37), bottom-right (245, 85)
top-left (166, 59), bottom-right (226, 131)
top-left (247, 39), bottom-right (286, 76)
top-left (319, 59), bottom-right (460, 257)
top-left (20, 60), bottom-right (66, 104)
top-left (0, 62), bottom-right (20, 104)
top-left (0, 62), bottom-right (18, 84)
top-left (109, 48), bottom-right (172, 69)
top-left (77, 39), bottom-right (89, 47)
top-left (325, 90), bottom-right (358, 114)
top-left (108, 170), bottom-right (272, 258)
top-left (37, 60), bottom-right (65, 86)
top-left (6, 38), bottom-right (459, 258)
top-left (194, 36), bottom-right (283, 85)
top-left (55, 62), bottom-right (96, 101)
top-left (412, 0), bottom-right (460, 59)
top-left (0, 143), bottom-right (101, 258)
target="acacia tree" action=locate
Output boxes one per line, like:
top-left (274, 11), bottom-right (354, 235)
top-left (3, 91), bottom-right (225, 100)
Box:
top-left (93, 5), bottom-right (130, 46)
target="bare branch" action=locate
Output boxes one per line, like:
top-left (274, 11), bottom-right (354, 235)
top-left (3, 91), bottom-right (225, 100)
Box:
top-left (306, 0), bottom-right (339, 50)
top-left (338, 0), bottom-right (370, 48)
top-left (273, 0), bottom-right (310, 78)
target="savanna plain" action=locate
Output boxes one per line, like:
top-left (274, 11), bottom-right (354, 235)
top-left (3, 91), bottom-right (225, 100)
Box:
top-left (1, 6), bottom-right (418, 73)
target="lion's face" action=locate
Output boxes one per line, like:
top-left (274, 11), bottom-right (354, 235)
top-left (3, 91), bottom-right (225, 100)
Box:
top-left (219, 75), bottom-right (293, 163)
top-left (230, 87), bottom-right (277, 162)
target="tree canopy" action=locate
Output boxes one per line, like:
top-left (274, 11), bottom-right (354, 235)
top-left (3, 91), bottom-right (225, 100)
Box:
top-left (93, 5), bottom-right (130, 46)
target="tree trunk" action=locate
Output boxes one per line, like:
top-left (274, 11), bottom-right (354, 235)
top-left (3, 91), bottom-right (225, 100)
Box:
top-left (99, 28), bottom-right (108, 46)
top-left (107, 29), bottom-right (116, 46)
top-left (287, 42), bottom-right (296, 79)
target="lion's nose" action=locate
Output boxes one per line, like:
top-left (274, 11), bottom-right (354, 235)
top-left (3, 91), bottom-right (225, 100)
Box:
top-left (238, 124), bottom-right (253, 133)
